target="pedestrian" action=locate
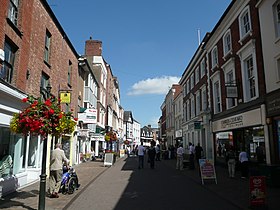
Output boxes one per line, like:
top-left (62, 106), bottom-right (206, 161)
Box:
top-left (226, 147), bottom-right (236, 178)
top-left (176, 144), bottom-right (184, 170)
top-left (126, 146), bottom-right (130, 158)
top-left (148, 141), bottom-right (156, 169)
top-left (239, 149), bottom-right (249, 179)
top-left (137, 142), bottom-right (145, 169)
top-left (155, 144), bottom-right (161, 161)
top-left (49, 143), bottom-right (69, 198)
top-left (90, 147), bottom-right (96, 161)
top-left (195, 143), bottom-right (203, 163)
top-left (189, 142), bottom-right (195, 169)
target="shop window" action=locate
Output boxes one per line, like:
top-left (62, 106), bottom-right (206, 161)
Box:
top-left (0, 127), bottom-right (13, 178)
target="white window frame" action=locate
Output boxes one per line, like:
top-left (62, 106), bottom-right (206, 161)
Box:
top-left (223, 29), bottom-right (232, 56)
top-left (8, 0), bottom-right (19, 26)
top-left (238, 40), bottom-right (259, 102)
top-left (195, 90), bottom-right (201, 115)
top-left (200, 58), bottom-right (206, 78)
top-left (190, 73), bottom-right (194, 89)
top-left (239, 6), bottom-right (252, 41)
top-left (211, 72), bottom-right (221, 114)
top-left (211, 46), bottom-right (218, 69)
top-left (273, 0), bottom-right (280, 39)
top-left (191, 96), bottom-right (195, 118)
top-left (201, 86), bottom-right (207, 112)
top-left (195, 67), bottom-right (200, 84)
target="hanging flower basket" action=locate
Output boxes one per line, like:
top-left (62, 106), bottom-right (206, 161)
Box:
top-left (10, 95), bottom-right (77, 137)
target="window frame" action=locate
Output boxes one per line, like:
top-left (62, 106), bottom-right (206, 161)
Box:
top-left (8, 0), bottom-right (19, 26)
top-left (44, 30), bottom-right (51, 64)
top-left (211, 46), bottom-right (218, 69)
top-left (239, 6), bottom-right (252, 41)
top-left (273, 0), bottom-right (280, 39)
top-left (223, 30), bottom-right (232, 56)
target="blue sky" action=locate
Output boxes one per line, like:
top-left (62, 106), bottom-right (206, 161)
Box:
top-left (47, 0), bottom-right (231, 127)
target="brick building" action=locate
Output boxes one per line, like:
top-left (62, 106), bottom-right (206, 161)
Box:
top-left (0, 0), bottom-right (80, 197)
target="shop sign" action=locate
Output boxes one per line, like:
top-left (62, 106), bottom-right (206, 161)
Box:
top-left (60, 92), bottom-right (71, 104)
top-left (250, 176), bottom-right (266, 206)
top-left (226, 85), bottom-right (238, 98)
top-left (78, 108), bottom-right (97, 124)
top-left (266, 96), bottom-right (280, 117)
top-left (175, 129), bottom-right (182, 138)
top-left (199, 159), bottom-right (217, 185)
top-left (221, 115), bottom-right (243, 129)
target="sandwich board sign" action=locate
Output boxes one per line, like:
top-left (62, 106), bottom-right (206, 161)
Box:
top-left (199, 159), bottom-right (217, 185)
top-left (104, 153), bottom-right (114, 167)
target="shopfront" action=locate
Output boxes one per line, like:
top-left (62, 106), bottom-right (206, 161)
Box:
top-left (0, 84), bottom-right (45, 197)
top-left (212, 106), bottom-right (269, 164)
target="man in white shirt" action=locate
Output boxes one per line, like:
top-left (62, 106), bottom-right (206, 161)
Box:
top-left (189, 142), bottom-right (195, 169)
top-left (137, 142), bottom-right (145, 169)
top-left (176, 144), bottom-right (184, 170)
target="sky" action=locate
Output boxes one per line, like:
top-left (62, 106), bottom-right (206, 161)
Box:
top-left (47, 0), bottom-right (231, 128)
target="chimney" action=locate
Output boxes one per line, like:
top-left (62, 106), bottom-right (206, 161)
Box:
top-left (85, 37), bottom-right (102, 56)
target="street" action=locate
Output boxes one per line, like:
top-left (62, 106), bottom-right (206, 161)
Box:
top-left (65, 156), bottom-right (245, 210)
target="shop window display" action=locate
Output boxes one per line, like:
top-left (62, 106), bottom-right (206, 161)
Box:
top-left (0, 127), bottom-right (13, 178)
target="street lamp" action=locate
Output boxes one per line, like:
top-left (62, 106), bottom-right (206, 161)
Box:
top-left (38, 82), bottom-right (52, 210)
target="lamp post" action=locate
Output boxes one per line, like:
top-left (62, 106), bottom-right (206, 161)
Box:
top-left (38, 82), bottom-right (52, 210)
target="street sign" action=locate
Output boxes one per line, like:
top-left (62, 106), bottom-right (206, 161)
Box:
top-left (194, 121), bottom-right (201, 130)
top-left (104, 153), bottom-right (114, 167)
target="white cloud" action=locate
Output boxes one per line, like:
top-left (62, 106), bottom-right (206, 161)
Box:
top-left (127, 76), bottom-right (180, 96)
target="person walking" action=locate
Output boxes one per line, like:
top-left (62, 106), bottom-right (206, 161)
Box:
top-left (176, 144), bottom-right (184, 170)
top-left (137, 142), bottom-right (145, 169)
top-left (226, 147), bottom-right (236, 178)
top-left (195, 143), bottom-right (203, 163)
top-left (148, 141), bottom-right (156, 169)
top-left (189, 142), bottom-right (195, 169)
top-left (49, 143), bottom-right (69, 198)
top-left (239, 149), bottom-right (249, 179)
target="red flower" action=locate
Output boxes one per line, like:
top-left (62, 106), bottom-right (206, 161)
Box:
top-left (74, 117), bottom-right (78, 121)
top-left (49, 109), bottom-right (55, 115)
top-left (22, 98), bottom-right (28, 103)
top-left (45, 99), bottom-right (52, 107)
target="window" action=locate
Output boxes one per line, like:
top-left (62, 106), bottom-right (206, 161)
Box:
top-left (191, 96), bottom-right (195, 118)
top-left (195, 67), bottom-right (199, 84)
top-left (277, 58), bottom-right (280, 81)
top-left (187, 100), bottom-right (190, 121)
top-left (190, 73), bottom-right (194, 89)
top-left (273, 1), bottom-right (280, 38)
top-left (239, 7), bottom-right (251, 39)
top-left (202, 88), bottom-right (207, 111)
top-left (68, 60), bottom-right (72, 86)
top-left (214, 81), bottom-right (221, 114)
top-left (0, 40), bottom-right (17, 83)
top-left (196, 91), bottom-right (201, 115)
top-left (211, 46), bottom-right (218, 68)
top-left (186, 79), bottom-right (190, 94)
top-left (245, 56), bottom-right (256, 99)
top-left (200, 58), bottom-right (206, 77)
top-left (8, 0), bottom-right (19, 26)
top-left (44, 30), bottom-right (51, 63)
top-left (226, 70), bottom-right (236, 109)
top-left (40, 73), bottom-right (50, 100)
top-left (223, 30), bottom-right (232, 56)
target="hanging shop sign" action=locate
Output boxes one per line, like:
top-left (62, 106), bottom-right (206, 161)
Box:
top-left (226, 85), bottom-right (238, 98)
top-left (78, 108), bottom-right (97, 124)
top-left (60, 92), bottom-right (71, 104)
